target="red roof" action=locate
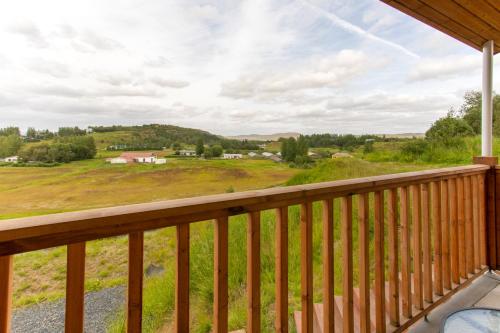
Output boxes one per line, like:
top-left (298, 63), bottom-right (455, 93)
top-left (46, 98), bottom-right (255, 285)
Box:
top-left (119, 152), bottom-right (156, 162)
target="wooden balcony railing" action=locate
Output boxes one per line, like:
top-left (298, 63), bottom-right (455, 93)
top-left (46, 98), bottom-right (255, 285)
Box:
top-left (0, 164), bottom-right (493, 332)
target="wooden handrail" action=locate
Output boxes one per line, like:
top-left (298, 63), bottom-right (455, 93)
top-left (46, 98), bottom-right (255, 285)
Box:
top-left (0, 165), bottom-right (489, 256)
top-left (0, 164), bottom-right (493, 333)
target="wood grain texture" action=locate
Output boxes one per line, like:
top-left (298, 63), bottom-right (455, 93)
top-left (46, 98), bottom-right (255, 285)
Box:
top-left (478, 174), bottom-right (487, 266)
top-left (341, 196), bottom-right (354, 333)
top-left (421, 183), bottom-right (432, 303)
top-left (411, 184), bottom-right (423, 310)
top-left (464, 176), bottom-right (474, 275)
top-left (322, 200), bottom-right (335, 333)
top-left (374, 191), bottom-right (386, 333)
top-left (214, 217), bottom-right (228, 333)
top-left (449, 178), bottom-right (460, 284)
top-left (127, 232), bottom-right (144, 333)
top-left (0, 255), bottom-right (13, 333)
top-left (300, 202), bottom-right (313, 333)
top-left (65, 242), bottom-right (86, 333)
top-left (388, 189), bottom-right (400, 327)
top-left (247, 211), bottom-right (261, 333)
top-left (441, 180), bottom-right (451, 290)
top-left (358, 193), bottom-right (370, 332)
top-left (275, 207), bottom-right (288, 333)
top-left (400, 187), bottom-right (412, 319)
top-left (175, 225), bottom-right (189, 332)
top-left (457, 177), bottom-right (467, 279)
top-left (431, 182), bottom-right (443, 296)
top-left (0, 166), bottom-right (489, 256)
top-left (472, 175), bottom-right (480, 270)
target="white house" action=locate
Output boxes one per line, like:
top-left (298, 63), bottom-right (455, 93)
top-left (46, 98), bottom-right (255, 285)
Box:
top-left (155, 158), bottom-right (167, 164)
top-left (108, 157), bottom-right (127, 164)
top-left (332, 152), bottom-right (353, 159)
top-left (3, 156), bottom-right (18, 163)
top-left (223, 153), bottom-right (243, 159)
top-left (262, 152), bottom-right (274, 157)
top-left (179, 150), bottom-right (196, 156)
top-left (248, 152), bottom-right (258, 157)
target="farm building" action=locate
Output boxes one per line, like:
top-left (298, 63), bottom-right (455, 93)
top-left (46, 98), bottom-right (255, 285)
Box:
top-left (1, 156), bottom-right (18, 163)
top-left (155, 158), bottom-right (167, 164)
top-left (114, 152), bottom-right (158, 163)
top-left (262, 152), bottom-right (274, 157)
top-left (248, 152), bottom-right (258, 157)
top-left (223, 153), bottom-right (243, 159)
top-left (179, 150), bottom-right (196, 156)
top-left (107, 157), bottom-right (127, 164)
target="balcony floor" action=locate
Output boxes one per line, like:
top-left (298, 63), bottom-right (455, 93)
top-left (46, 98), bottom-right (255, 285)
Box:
top-left (410, 271), bottom-right (500, 332)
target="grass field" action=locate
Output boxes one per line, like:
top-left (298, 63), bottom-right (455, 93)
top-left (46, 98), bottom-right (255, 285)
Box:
top-left (0, 157), bottom-right (297, 307)
top-left (0, 153), bottom-right (460, 332)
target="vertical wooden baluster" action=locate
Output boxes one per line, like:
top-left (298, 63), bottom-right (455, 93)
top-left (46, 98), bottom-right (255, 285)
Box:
top-left (411, 184), bottom-right (423, 310)
top-left (400, 187), bottom-right (412, 319)
top-left (323, 200), bottom-right (334, 333)
top-left (275, 207), bottom-right (288, 333)
top-left (65, 242), bottom-right (86, 333)
top-left (358, 193), bottom-right (370, 333)
top-left (472, 175), bottom-right (480, 271)
top-left (449, 178), bottom-right (459, 285)
top-left (301, 202), bottom-right (313, 333)
top-left (248, 211), bottom-right (261, 333)
top-left (374, 191), bottom-right (386, 333)
top-left (479, 174), bottom-right (487, 267)
top-left (464, 176), bottom-right (474, 275)
top-left (214, 217), bottom-right (228, 333)
top-left (175, 225), bottom-right (190, 332)
top-left (441, 180), bottom-right (451, 290)
top-left (388, 189), bottom-right (399, 327)
top-left (421, 183), bottom-right (432, 303)
top-left (341, 196), bottom-right (354, 333)
top-left (0, 255), bottom-right (13, 333)
top-left (128, 232), bottom-right (144, 333)
top-left (457, 177), bottom-right (466, 280)
top-left (432, 182), bottom-right (443, 296)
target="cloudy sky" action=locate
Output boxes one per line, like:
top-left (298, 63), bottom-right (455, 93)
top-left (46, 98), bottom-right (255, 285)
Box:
top-left (0, 0), bottom-right (498, 135)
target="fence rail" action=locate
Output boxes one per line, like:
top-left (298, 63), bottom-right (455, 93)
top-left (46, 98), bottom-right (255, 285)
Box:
top-left (0, 164), bottom-right (491, 332)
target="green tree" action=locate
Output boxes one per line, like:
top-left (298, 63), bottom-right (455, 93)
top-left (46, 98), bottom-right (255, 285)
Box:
top-left (296, 135), bottom-right (308, 157)
top-left (195, 139), bottom-right (204, 156)
top-left (0, 135), bottom-right (23, 157)
top-left (0, 127), bottom-right (20, 136)
top-left (281, 137), bottom-right (297, 162)
top-left (425, 116), bottom-right (474, 144)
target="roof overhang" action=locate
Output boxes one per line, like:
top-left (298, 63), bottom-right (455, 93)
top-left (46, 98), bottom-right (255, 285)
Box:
top-left (380, 0), bottom-right (500, 54)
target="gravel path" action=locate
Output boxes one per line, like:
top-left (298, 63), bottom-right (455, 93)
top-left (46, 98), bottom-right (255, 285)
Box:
top-left (12, 286), bottom-right (125, 333)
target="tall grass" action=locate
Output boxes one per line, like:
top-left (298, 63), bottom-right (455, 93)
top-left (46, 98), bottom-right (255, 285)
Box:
top-left (109, 158), bottom-right (427, 332)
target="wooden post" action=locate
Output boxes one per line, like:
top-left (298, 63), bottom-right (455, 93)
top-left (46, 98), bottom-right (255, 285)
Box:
top-left (65, 242), bottom-right (86, 333)
top-left (214, 217), bottom-right (229, 333)
top-left (128, 232), bottom-right (144, 333)
top-left (0, 256), bottom-right (13, 333)
top-left (247, 211), bottom-right (261, 333)
top-left (322, 200), bottom-right (335, 333)
top-left (473, 156), bottom-right (498, 270)
top-left (275, 207), bottom-right (288, 333)
top-left (175, 225), bottom-right (190, 332)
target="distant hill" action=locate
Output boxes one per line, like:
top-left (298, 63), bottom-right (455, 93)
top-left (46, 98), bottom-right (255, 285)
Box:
top-left (89, 124), bottom-right (260, 151)
top-left (379, 133), bottom-right (424, 138)
top-left (226, 132), bottom-right (301, 141)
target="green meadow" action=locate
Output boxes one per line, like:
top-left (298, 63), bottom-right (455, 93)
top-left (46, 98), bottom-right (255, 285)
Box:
top-left (0, 143), bottom-right (488, 332)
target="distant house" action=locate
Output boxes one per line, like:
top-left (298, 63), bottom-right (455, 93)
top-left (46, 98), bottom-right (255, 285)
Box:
top-left (155, 158), bottom-right (167, 164)
top-left (223, 153), bottom-right (243, 159)
top-left (262, 152), bottom-right (274, 157)
top-left (107, 157), bottom-right (127, 164)
top-left (2, 156), bottom-right (18, 163)
top-left (112, 152), bottom-right (157, 163)
top-left (308, 152), bottom-right (317, 156)
top-left (248, 152), bottom-right (258, 157)
top-left (179, 150), bottom-right (196, 156)
top-left (332, 152), bottom-right (353, 159)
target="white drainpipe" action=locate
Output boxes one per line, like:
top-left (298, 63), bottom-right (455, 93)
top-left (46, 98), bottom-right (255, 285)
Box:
top-left (482, 40), bottom-right (494, 156)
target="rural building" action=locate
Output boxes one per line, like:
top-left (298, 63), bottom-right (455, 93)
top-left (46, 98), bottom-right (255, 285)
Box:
top-left (2, 156), bottom-right (18, 163)
top-left (248, 152), bottom-right (258, 157)
top-left (223, 153), bottom-right (243, 159)
top-left (115, 152), bottom-right (158, 163)
top-left (179, 150), bottom-right (196, 156)
top-left (332, 152), bottom-right (353, 159)
top-left (107, 157), bottom-right (127, 164)
top-left (155, 158), bottom-right (167, 164)
top-left (262, 152), bottom-right (274, 157)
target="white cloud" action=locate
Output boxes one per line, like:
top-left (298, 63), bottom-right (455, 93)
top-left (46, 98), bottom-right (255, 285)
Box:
top-left (7, 21), bottom-right (49, 48)
top-left (409, 55), bottom-right (481, 81)
top-left (150, 77), bottom-right (190, 89)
